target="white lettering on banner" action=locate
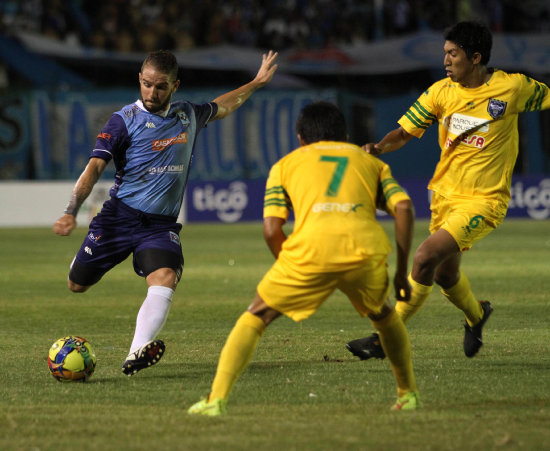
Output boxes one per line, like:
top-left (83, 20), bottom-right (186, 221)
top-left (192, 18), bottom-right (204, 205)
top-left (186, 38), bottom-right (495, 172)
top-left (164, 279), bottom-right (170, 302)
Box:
top-left (192, 181), bottom-right (248, 222)
top-left (447, 113), bottom-right (489, 135)
top-left (509, 179), bottom-right (550, 219)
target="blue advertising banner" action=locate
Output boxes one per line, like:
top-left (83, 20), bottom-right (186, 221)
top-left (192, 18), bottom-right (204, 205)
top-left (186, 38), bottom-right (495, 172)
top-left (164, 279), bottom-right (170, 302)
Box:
top-left (185, 179), bottom-right (432, 223)
top-left (187, 180), bottom-right (266, 222)
top-left (508, 176), bottom-right (550, 219)
top-left (185, 176), bottom-right (550, 223)
top-left (0, 92), bottom-right (32, 179)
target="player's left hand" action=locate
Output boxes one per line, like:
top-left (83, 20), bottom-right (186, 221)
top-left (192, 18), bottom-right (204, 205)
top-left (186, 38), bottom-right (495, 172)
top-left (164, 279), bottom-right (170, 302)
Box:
top-left (394, 273), bottom-right (411, 301)
top-left (253, 50), bottom-right (278, 87)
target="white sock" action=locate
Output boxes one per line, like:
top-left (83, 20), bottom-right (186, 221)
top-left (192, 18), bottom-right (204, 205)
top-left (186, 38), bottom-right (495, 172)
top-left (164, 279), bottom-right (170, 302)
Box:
top-left (128, 286), bottom-right (174, 356)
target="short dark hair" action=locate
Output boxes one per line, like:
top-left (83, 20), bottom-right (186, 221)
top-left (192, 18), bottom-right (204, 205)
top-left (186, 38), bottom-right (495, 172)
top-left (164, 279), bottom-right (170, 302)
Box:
top-left (295, 101), bottom-right (347, 144)
top-left (444, 21), bottom-right (492, 65)
top-left (141, 50), bottom-right (179, 80)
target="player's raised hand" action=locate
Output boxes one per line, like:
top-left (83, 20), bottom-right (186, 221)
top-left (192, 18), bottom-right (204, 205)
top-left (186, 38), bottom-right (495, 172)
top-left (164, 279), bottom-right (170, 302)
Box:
top-left (253, 50), bottom-right (278, 87)
top-left (363, 143), bottom-right (383, 156)
top-left (53, 214), bottom-right (77, 236)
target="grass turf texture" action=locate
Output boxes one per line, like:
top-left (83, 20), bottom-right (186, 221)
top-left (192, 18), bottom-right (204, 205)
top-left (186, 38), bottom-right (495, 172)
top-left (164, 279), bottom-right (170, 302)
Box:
top-left (0, 219), bottom-right (549, 450)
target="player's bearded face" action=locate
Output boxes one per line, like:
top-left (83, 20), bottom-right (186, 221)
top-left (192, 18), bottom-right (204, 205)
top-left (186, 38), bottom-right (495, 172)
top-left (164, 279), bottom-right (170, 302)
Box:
top-left (139, 66), bottom-right (179, 114)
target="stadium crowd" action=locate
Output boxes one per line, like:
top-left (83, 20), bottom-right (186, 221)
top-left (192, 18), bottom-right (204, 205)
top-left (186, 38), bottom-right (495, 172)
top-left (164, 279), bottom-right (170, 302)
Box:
top-left (1, 0), bottom-right (549, 53)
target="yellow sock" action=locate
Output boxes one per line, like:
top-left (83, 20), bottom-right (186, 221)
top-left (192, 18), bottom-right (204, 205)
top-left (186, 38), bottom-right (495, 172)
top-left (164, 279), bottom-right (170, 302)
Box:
top-left (395, 274), bottom-right (433, 324)
top-left (441, 271), bottom-right (482, 326)
top-left (372, 309), bottom-right (417, 398)
top-left (210, 311), bottom-right (266, 401)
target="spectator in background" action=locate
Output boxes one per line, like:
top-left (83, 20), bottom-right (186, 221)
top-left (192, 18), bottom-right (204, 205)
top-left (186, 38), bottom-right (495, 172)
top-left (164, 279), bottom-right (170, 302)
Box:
top-left (2, 0), bottom-right (548, 53)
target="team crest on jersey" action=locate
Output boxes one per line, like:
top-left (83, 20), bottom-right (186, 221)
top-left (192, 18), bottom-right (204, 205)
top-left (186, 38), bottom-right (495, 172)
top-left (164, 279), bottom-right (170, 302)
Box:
top-left (487, 99), bottom-right (507, 119)
top-left (169, 231), bottom-right (180, 245)
top-left (124, 105), bottom-right (140, 118)
top-left (177, 111), bottom-right (190, 127)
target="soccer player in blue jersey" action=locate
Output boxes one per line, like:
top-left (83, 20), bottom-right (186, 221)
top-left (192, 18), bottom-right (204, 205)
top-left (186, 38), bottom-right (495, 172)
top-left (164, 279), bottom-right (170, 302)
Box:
top-left (53, 49), bottom-right (278, 376)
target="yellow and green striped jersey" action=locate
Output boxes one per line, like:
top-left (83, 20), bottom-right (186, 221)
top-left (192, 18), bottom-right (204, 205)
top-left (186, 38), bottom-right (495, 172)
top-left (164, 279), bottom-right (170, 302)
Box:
top-left (398, 70), bottom-right (550, 203)
top-left (263, 141), bottom-right (410, 271)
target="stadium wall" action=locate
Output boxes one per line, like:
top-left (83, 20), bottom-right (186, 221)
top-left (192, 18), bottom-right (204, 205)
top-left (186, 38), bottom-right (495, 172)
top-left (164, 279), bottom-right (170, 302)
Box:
top-left (1, 88), bottom-right (549, 225)
top-left (1, 88), bottom-right (548, 182)
top-left (1, 175), bottom-right (550, 227)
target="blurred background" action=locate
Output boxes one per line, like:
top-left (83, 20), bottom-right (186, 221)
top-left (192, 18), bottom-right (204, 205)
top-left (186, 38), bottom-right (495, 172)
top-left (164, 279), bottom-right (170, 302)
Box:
top-left (1, 0), bottom-right (549, 223)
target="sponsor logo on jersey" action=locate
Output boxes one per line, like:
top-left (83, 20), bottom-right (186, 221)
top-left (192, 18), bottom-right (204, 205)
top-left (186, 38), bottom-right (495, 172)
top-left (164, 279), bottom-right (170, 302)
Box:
top-left (145, 122), bottom-right (156, 128)
top-left (152, 132), bottom-right (188, 151)
top-left (87, 232), bottom-right (101, 242)
top-left (177, 111), bottom-right (190, 127)
top-left (97, 132), bottom-right (112, 140)
top-left (148, 164), bottom-right (185, 174)
top-left (192, 181), bottom-right (248, 222)
top-left (487, 98), bottom-right (507, 119)
top-left (446, 134), bottom-right (486, 149)
top-left (312, 202), bottom-right (363, 213)
top-left (446, 113), bottom-right (489, 135)
top-left (84, 246), bottom-right (93, 255)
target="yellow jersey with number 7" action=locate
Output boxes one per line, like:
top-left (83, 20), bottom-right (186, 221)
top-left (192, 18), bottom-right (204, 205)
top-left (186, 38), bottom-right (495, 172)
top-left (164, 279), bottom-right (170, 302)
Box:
top-left (398, 70), bottom-right (550, 204)
top-left (263, 141), bottom-right (410, 272)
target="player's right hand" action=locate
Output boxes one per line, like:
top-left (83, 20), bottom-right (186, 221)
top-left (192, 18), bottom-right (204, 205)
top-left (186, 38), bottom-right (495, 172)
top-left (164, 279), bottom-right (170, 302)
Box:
top-left (362, 143), bottom-right (382, 156)
top-left (53, 214), bottom-right (77, 236)
top-left (394, 272), bottom-right (411, 302)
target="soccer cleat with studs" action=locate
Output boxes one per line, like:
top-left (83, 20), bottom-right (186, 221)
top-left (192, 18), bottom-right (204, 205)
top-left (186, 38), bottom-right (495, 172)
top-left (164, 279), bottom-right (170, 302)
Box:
top-left (122, 339), bottom-right (165, 376)
top-left (346, 333), bottom-right (386, 360)
top-left (391, 391), bottom-right (422, 411)
top-left (463, 300), bottom-right (493, 358)
top-left (188, 396), bottom-right (227, 416)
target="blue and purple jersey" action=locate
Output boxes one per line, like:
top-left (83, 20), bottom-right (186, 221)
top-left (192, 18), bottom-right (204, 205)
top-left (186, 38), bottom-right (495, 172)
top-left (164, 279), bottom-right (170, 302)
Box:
top-left (91, 99), bottom-right (217, 217)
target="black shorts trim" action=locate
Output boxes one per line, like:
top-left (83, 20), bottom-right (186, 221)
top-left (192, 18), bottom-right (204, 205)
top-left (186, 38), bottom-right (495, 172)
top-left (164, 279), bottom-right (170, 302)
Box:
top-left (134, 248), bottom-right (184, 281)
top-left (69, 258), bottom-right (106, 287)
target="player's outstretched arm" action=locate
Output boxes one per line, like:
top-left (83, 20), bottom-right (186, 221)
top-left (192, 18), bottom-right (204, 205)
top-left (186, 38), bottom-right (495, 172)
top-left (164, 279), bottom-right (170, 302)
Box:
top-left (211, 50), bottom-right (278, 120)
top-left (393, 199), bottom-right (415, 301)
top-left (53, 157), bottom-right (107, 236)
top-left (363, 126), bottom-right (413, 156)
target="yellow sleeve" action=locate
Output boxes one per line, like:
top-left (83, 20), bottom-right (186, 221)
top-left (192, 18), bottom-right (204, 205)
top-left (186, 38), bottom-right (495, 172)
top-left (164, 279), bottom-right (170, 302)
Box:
top-left (376, 163), bottom-right (410, 216)
top-left (397, 82), bottom-right (440, 138)
top-left (263, 161), bottom-right (291, 220)
top-left (512, 74), bottom-right (550, 113)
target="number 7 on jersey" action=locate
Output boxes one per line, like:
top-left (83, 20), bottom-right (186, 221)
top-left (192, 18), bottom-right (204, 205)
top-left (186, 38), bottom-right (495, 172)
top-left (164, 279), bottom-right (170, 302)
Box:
top-left (320, 156), bottom-right (348, 196)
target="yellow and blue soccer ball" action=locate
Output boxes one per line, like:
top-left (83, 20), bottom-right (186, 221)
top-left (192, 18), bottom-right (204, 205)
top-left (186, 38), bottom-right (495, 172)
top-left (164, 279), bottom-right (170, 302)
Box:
top-left (47, 336), bottom-right (96, 382)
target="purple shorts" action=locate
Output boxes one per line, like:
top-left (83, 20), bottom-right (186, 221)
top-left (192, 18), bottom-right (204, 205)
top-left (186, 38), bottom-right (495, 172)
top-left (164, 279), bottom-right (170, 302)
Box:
top-left (70, 197), bottom-right (183, 286)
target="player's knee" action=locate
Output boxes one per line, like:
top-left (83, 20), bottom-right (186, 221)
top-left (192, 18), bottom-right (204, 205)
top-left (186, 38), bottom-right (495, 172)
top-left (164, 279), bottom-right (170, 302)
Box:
top-left (146, 268), bottom-right (178, 289)
top-left (368, 301), bottom-right (393, 322)
top-left (412, 246), bottom-right (437, 274)
top-left (434, 270), bottom-right (460, 289)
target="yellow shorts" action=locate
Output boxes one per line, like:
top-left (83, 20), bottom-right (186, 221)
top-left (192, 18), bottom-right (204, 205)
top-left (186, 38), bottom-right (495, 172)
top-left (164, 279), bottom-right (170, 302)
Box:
top-left (257, 254), bottom-right (390, 322)
top-left (429, 192), bottom-right (506, 251)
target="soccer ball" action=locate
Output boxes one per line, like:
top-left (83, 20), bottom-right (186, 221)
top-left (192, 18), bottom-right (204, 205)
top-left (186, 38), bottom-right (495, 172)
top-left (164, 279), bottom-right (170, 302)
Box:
top-left (47, 336), bottom-right (97, 382)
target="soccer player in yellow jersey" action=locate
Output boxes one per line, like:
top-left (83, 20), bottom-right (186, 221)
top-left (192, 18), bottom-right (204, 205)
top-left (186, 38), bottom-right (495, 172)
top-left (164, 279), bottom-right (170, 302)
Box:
top-left (347, 21), bottom-right (550, 361)
top-left (188, 101), bottom-right (420, 416)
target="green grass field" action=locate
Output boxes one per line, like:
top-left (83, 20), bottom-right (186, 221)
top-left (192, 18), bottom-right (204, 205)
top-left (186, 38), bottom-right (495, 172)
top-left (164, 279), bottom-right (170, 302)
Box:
top-left (1, 219), bottom-right (549, 450)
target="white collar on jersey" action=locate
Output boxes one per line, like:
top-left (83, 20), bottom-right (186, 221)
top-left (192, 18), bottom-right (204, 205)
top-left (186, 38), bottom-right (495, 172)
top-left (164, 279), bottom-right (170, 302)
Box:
top-left (135, 99), bottom-right (170, 118)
